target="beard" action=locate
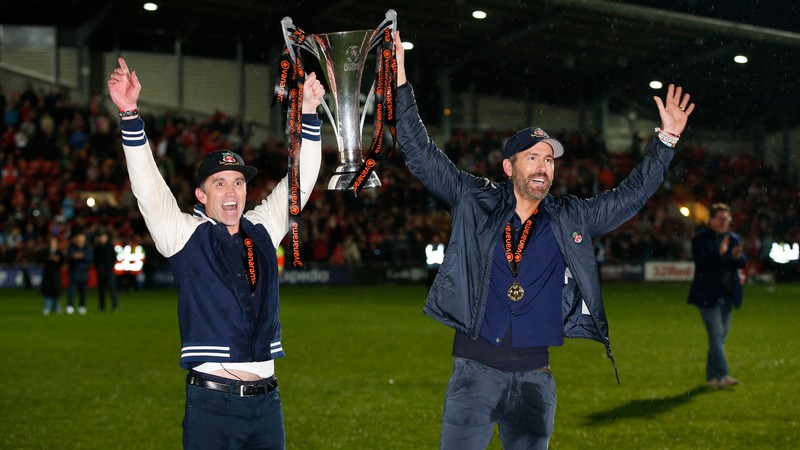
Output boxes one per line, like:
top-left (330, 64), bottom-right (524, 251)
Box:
top-left (511, 171), bottom-right (552, 203)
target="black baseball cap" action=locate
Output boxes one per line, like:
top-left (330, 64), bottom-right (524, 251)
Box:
top-left (196, 150), bottom-right (258, 185)
top-left (503, 127), bottom-right (565, 159)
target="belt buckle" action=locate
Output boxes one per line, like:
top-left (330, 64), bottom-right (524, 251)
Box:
top-left (238, 384), bottom-right (261, 397)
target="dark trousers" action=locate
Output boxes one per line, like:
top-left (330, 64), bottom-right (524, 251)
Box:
top-left (182, 372), bottom-right (285, 450)
top-left (67, 280), bottom-right (87, 308)
top-left (97, 274), bottom-right (119, 311)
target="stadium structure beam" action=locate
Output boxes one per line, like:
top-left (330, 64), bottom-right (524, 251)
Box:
top-left (539, 0), bottom-right (800, 47)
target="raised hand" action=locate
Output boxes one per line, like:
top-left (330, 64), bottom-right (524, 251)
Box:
top-left (653, 84), bottom-right (694, 136)
top-left (107, 57), bottom-right (141, 112)
top-left (302, 72), bottom-right (326, 113)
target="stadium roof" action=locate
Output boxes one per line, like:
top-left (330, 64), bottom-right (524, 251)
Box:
top-left (2, 0), bottom-right (800, 135)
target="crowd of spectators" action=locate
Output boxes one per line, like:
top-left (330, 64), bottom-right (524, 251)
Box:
top-left (1, 81), bottom-right (799, 279)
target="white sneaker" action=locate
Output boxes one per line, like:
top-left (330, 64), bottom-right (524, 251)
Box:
top-left (66, 306), bottom-right (75, 315)
top-left (78, 306), bottom-right (87, 315)
top-left (718, 376), bottom-right (739, 387)
top-left (706, 378), bottom-right (719, 388)
top-left (43, 309), bottom-right (50, 316)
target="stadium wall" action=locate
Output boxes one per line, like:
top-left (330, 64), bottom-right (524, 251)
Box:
top-left (0, 261), bottom-right (696, 289)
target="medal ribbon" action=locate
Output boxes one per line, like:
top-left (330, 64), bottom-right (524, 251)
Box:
top-left (348, 26), bottom-right (398, 195)
top-left (273, 28), bottom-right (307, 268)
top-left (504, 209), bottom-right (539, 279)
top-left (240, 230), bottom-right (258, 293)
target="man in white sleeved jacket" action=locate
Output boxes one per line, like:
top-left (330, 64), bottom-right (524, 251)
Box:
top-left (108, 58), bottom-right (325, 450)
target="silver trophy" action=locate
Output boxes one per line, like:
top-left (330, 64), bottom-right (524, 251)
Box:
top-left (281, 10), bottom-right (397, 190)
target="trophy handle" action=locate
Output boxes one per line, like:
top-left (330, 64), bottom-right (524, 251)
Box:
top-left (368, 9), bottom-right (398, 49)
top-left (360, 81), bottom-right (375, 136)
top-left (381, 9), bottom-right (398, 34)
top-left (280, 16), bottom-right (319, 63)
top-left (279, 17), bottom-right (299, 63)
top-left (281, 17), bottom-right (336, 139)
top-left (319, 100), bottom-right (337, 145)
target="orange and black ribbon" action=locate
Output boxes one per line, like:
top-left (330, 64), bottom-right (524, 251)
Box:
top-left (273, 28), bottom-right (307, 268)
top-left (504, 209), bottom-right (539, 279)
top-left (241, 229), bottom-right (258, 293)
top-left (348, 26), bottom-right (398, 195)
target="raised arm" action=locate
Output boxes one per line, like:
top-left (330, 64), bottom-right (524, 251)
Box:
top-left (246, 73), bottom-right (325, 247)
top-left (392, 30), bottom-right (475, 208)
top-left (580, 85), bottom-right (697, 237)
top-left (109, 57), bottom-right (198, 258)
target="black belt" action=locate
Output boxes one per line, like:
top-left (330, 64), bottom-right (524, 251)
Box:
top-left (187, 374), bottom-right (278, 397)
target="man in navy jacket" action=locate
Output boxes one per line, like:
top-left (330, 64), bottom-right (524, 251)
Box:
top-left (109, 58), bottom-right (325, 449)
top-left (393, 32), bottom-right (695, 450)
top-left (688, 203), bottom-right (745, 388)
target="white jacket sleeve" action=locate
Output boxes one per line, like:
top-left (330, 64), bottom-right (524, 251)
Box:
top-left (120, 118), bottom-right (201, 258)
top-left (245, 115), bottom-right (323, 248)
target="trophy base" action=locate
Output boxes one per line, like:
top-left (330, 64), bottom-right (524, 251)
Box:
top-left (326, 167), bottom-right (381, 191)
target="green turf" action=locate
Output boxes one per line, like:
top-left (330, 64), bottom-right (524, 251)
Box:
top-left (1, 282), bottom-right (798, 449)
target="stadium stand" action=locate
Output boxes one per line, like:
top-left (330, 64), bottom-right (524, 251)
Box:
top-left (0, 84), bottom-right (798, 281)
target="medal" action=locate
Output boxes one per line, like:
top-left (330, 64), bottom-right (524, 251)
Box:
top-left (507, 280), bottom-right (525, 302)
top-left (504, 209), bottom-right (539, 303)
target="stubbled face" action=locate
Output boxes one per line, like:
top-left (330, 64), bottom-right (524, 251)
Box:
top-left (504, 142), bottom-right (555, 203)
top-left (195, 170), bottom-right (247, 235)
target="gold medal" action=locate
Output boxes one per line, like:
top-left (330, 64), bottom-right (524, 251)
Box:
top-left (504, 211), bottom-right (538, 303)
top-left (507, 280), bottom-right (525, 302)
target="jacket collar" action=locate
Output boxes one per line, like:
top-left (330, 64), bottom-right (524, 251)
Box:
top-left (193, 203), bottom-right (216, 224)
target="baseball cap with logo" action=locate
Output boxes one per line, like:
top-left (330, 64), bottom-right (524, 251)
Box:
top-left (503, 127), bottom-right (565, 159)
top-left (196, 150), bottom-right (258, 185)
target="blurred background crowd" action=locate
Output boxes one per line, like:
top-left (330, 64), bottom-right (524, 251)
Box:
top-left (1, 82), bottom-right (798, 279)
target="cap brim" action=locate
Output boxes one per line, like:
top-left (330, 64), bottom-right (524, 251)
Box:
top-left (199, 165), bottom-right (258, 184)
top-left (543, 139), bottom-right (565, 158)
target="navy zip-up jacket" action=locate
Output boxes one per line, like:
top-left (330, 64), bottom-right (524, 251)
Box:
top-left (397, 83), bottom-right (674, 375)
top-left (121, 116), bottom-right (322, 369)
top-left (688, 228), bottom-right (746, 308)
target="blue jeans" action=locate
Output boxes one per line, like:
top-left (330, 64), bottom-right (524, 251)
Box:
top-left (182, 374), bottom-right (285, 450)
top-left (440, 357), bottom-right (556, 450)
top-left (67, 280), bottom-right (87, 308)
top-left (42, 296), bottom-right (61, 313)
top-left (698, 297), bottom-right (734, 381)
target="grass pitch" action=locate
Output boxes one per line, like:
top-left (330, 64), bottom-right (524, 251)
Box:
top-left (1, 282), bottom-right (798, 449)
